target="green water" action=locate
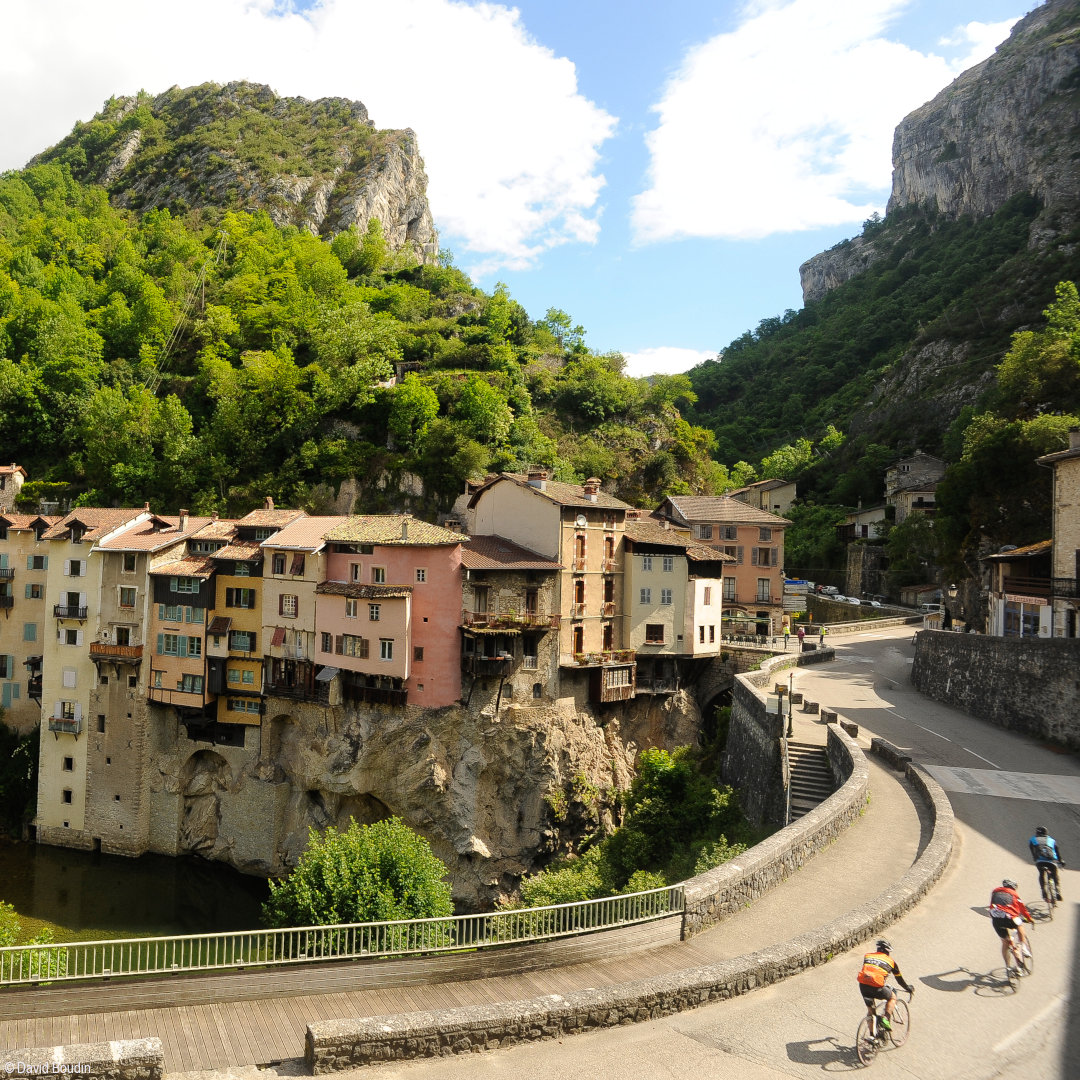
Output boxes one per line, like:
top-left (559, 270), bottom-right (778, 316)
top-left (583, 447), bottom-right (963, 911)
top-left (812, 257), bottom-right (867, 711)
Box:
top-left (0, 839), bottom-right (268, 943)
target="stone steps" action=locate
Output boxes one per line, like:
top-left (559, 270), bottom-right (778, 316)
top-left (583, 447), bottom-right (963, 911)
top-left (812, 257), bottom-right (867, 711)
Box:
top-left (788, 741), bottom-right (835, 820)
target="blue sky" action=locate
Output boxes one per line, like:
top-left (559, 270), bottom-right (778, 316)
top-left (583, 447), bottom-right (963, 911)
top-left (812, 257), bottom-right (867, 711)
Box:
top-left (3, 0), bottom-right (1024, 374)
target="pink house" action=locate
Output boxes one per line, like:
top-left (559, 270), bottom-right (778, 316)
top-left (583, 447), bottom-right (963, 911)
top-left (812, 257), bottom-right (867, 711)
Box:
top-left (318, 516), bottom-right (464, 708)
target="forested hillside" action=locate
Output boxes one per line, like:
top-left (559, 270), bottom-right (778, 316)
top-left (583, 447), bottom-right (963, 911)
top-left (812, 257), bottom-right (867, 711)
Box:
top-left (0, 163), bottom-right (723, 517)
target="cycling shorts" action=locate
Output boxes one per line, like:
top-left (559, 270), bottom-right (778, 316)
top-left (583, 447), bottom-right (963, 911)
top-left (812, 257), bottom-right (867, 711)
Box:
top-left (860, 984), bottom-right (895, 1005)
top-left (992, 915), bottom-right (1021, 938)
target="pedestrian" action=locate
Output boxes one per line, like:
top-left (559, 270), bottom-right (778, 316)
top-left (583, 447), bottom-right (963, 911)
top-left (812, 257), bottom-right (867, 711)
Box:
top-left (819, 624), bottom-right (826, 645)
top-left (797, 625), bottom-right (805, 647)
top-left (783, 626), bottom-right (790, 650)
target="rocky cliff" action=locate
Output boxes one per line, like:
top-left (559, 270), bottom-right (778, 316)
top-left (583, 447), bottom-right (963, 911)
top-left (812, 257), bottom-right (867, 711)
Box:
top-left (33, 81), bottom-right (437, 259)
top-left (801, 0), bottom-right (1080, 303)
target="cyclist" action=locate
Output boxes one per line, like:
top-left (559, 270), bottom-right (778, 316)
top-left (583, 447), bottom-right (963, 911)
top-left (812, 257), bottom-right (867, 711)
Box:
top-left (989, 879), bottom-right (1033, 973)
top-left (1028, 826), bottom-right (1065, 902)
top-left (857, 938), bottom-right (915, 1034)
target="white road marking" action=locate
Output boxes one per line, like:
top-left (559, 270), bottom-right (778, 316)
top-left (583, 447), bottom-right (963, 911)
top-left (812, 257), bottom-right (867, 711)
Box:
top-left (912, 722), bottom-right (951, 742)
top-left (992, 994), bottom-right (1067, 1054)
top-left (963, 747), bottom-right (999, 768)
top-left (924, 765), bottom-right (1080, 803)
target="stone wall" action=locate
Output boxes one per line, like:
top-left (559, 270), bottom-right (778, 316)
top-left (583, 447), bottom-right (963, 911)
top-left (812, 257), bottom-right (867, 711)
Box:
top-left (912, 630), bottom-right (1080, 749)
top-left (5, 1039), bottom-right (163, 1080)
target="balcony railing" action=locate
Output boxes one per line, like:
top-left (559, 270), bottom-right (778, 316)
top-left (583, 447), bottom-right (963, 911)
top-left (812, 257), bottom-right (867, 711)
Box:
top-left (0, 596), bottom-right (13, 609)
top-left (1002, 575), bottom-right (1052, 597)
top-left (88, 643), bottom-right (143, 664)
top-left (600, 558), bottom-right (617, 573)
top-left (0, 568), bottom-right (13, 580)
top-left (571, 603), bottom-right (586, 618)
top-left (463, 654), bottom-right (514, 677)
top-left (148, 686), bottom-right (209, 706)
top-left (27, 676), bottom-right (41, 701)
top-left (48, 718), bottom-right (81, 735)
top-left (636, 677), bottom-right (678, 694)
top-left (268, 681), bottom-right (329, 705)
top-left (567, 649), bottom-right (635, 667)
top-left (341, 683), bottom-right (408, 707)
top-left (461, 610), bottom-right (560, 630)
top-left (522, 655), bottom-right (539, 670)
top-left (572, 557), bottom-right (587, 572)
top-left (54, 604), bottom-right (87, 619)
top-left (601, 602), bottom-right (616, 617)
top-left (1052, 577), bottom-right (1078, 598)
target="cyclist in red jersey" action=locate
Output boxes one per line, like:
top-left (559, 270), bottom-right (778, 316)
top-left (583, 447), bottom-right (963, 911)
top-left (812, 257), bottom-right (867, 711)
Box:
top-left (989, 878), bottom-right (1033, 972)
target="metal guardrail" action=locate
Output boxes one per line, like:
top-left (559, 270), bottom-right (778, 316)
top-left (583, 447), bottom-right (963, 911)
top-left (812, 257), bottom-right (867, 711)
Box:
top-left (0, 885), bottom-right (683, 987)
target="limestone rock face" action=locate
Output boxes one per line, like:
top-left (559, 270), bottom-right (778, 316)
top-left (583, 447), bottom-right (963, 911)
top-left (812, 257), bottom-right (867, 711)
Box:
top-left (800, 0), bottom-right (1080, 303)
top-left (33, 80), bottom-right (437, 261)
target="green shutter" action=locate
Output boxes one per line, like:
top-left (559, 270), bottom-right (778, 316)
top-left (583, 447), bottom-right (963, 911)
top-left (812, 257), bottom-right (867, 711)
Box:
top-left (157, 633), bottom-right (164, 654)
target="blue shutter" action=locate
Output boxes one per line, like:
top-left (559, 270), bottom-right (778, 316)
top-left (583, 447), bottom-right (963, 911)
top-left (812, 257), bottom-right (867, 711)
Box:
top-left (157, 633), bottom-right (164, 655)
top-left (25, 584), bottom-right (32, 599)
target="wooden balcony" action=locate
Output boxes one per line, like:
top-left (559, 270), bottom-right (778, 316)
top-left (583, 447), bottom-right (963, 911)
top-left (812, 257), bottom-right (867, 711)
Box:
top-left (148, 686), bottom-right (210, 706)
top-left (1002, 575), bottom-right (1052, 598)
top-left (636, 676), bottom-right (678, 695)
top-left (340, 682), bottom-right (407, 707)
top-left (463, 654), bottom-right (514, 677)
top-left (0, 595), bottom-right (13, 609)
top-left (54, 604), bottom-right (87, 619)
top-left (461, 610), bottom-right (560, 630)
top-left (267, 680), bottom-right (329, 705)
top-left (89, 642), bottom-right (143, 665)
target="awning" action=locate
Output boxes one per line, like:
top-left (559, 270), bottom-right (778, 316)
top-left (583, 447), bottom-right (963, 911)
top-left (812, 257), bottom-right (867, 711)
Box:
top-left (315, 666), bottom-right (340, 682)
top-left (271, 626), bottom-right (287, 647)
top-left (208, 616), bottom-right (232, 635)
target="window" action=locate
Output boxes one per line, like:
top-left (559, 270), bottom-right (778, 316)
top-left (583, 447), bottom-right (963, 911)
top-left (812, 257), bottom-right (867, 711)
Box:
top-left (694, 525), bottom-right (713, 540)
top-left (660, 589), bottom-right (673, 605)
top-left (703, 586), bottom-right (712, 606)
top-left (253, 528), bottom-right (274, 540)
top-left (62, 628), bottom-right (82, 646)
top-left (179, 674), bottom-right (203, 694)
top-left (186, 606), bottom-right (203, 624)
top-left (66, 559), bottom-right (83, 577)
top-left (721, 526), bottom-right (738, 541)
top-left (369, 604), bottom-right (381, 621)
top-left (724, 546), bottom-right (744, 565)
top-left (639, 588), bottom-right (652, 604)
top-left (662, 556), bottom-right (674, 573)
top-left (380, 638), bottom-right (394, 661)
top-left (242, 669), bottom-right (254, 685)
top-left (415, 568), bottom-right (427, 583)
top-left (0, 656), bottom-right (12, 680)
top-left (604, 667), bottom-right (632, 688)
top-left (225, 588), bottom-right (256, 609)
top-left (350, 563), bottom-right (361, 582)
top-left (25, 583), bottom-right (43, 599)
top-left (23, 622), bottom-right (36, 642)
top-left (62, 756), bottom-right (73, 772)
top-left (641, 555), bottom-right (653, 571)
top-left (157, 634), bottom-right (201, 657)
top-left (414, 646), bottom-right (424, 662)
top-left (119, 587), bottom-right (136, 608)
top-left (280, 594), bottom-right (298, 618)
top-left (233, 562), bottom-right (251, 577)
top-left (709, 625), bottom-right (716, 643)
top-left (699, 625), bottom-right (706, 644)
top-left (759, 527), bottom-right (772, 542)
top-left (170, 576), bottom-right (200, 593)
top-left (228, 669), bottom-right (240, 684)
top-left (338, 634), bottom-right (368, 658)
top-left (62, 789), bottom-right (72, 804)
top-left (229, 630), bottom-right (255, 652)
top-left (127, 675), bottom-right (137, 688)
top-left (372, 566), bottom-right (386, 584)
top-left (345, 598), bottom-right (358, 619)
top-left (723, 578), bottom-right (736, 601)
top-left (644, 624), bottom-right (665, 643)
top-left (751, 547), bottom-right (777, 567)
top-left (757, 578), bottom-right (771, 602)
top-left (122, 553), bottom-right (137, 573)
top-left (97, 715), bottom-right (105, 733)
top-left (228, 698), bottom-right (261, 714)
top-left (28, 555), bottom-right (47, 571)
top-left (272, 553), bottom-right (286, 575)
top-left (60, 700), bottom-right (77, 720)
top-left (321, 632), bottom-right (332, 653)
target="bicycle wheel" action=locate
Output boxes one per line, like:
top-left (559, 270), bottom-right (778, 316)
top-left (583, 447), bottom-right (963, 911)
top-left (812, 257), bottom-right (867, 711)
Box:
top-left (856, 1016), bottom-right (878, 1065)
top-left (1019, 944), bottom-right (1034, 978)
top-left (889, 1000), bottom-right (911, 1047)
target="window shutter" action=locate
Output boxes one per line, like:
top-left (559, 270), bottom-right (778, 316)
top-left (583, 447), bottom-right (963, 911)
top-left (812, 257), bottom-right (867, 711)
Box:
top-left (335, 635), bottom-right (344, 655)
top-left (75, 630), bottom-right (84, 646)
top-left (64, 559), bottom-right (70, 576)
top-left (170, 577), bottom-right (178, 592)
top-left (74, 703), bottom-right (82, 722)
top-left (278, 594), bottom-right (284, 615)
top-left (79, 592), bottom-right (87, 608)
top-left (771, 548), bottom-right (778, 567)
top-left (737, 547), bottom-right (744, 565)
top-left (179, 636), bottom-right (187, 657)
top-left (25, 584), bottom-right (32, 599)
top-left (26, 556), bottom-right (33, 570)
top-left (157, 633), bottom-right (164, 654)
top-left (359, 638), bottom-right (369, 659)
top-left (54, 701), bottom-right (61, 719)
top-left (751, 548), bottom-right (759, 565)
top-left (43, 555), bottom-right (48, 570)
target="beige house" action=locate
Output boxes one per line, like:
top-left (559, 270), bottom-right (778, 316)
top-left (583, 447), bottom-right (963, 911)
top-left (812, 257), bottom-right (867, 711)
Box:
top-left (0, 464), bottom-right (27, 514)
top-left (726, 478), bottom-right (797, 516)
top-left (837, 504), bottom-right (888, 544)
top-left (982, 540), bottom-right (1053, 638)
top-left (1037, 429), bottom-right (1080, 637)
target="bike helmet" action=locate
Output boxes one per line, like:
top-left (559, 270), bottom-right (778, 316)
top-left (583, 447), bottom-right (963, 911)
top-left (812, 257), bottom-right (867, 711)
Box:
top-left (1035, 826), bottom-right (1048, 836)
top-left (1002, 878), bottom-right (1017, 890)
top-left (875, 938), bottom-right (891, 953)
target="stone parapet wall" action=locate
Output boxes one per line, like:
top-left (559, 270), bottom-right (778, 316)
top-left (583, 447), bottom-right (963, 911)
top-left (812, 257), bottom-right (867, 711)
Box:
top-left (912, 630), bottom-right (1080, 749)
top-left (5, 1039), bottom-right (163, 1080)
top-left (304, 752), bottom-right (952, 1073)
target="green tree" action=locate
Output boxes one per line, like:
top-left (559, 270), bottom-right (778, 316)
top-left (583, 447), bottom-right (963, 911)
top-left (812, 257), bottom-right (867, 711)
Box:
top-left (262, 817), bottom-right (453, 928)
top-left (452, 374), bottom-right (513, 445)
top-left (386, 374), bottom-right (439, 451)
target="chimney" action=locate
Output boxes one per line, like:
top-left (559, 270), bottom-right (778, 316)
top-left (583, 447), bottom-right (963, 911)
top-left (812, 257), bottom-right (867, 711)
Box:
top-left (264, 496), bottom-right (275, 511)
top-left (212, 512), bottom-right (219, 521)
top-left (179, 509), bottom-right (189, 532)
top-left (582, 477), bottom-right (600, 502)
top-left (1070, 428), bottom-right (1080, 451)
top-left (402, 515), bottom-right (410, 542)
top-left (143, 502), bottom-right (150, 511)
top-left (527, 466), bottom-right (548, 491)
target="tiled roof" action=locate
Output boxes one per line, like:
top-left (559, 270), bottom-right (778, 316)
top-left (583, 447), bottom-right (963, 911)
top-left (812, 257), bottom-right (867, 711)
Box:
top-left (658, 496), bottom-right (790, 527)
top-left (982, 539), bottom-right (1053, 561)
top-left (1036, 444), bottom-right (1080, 466)
top-left (461, 535), bottom-right (562, 571)
top-left (238, 507), bottom-right (307, 528)
top-left (325, 516), bottom-right (462, 546)
top-left (207, 616), bottom-right (232, 634)
top-left (41, 508), bottom-right (148, 541)
top-left (191, 519), bottom-right (239, 539)
top-left (0, 465), bottom-right (26, 477)
top-left (263, 516), bottom-right (341, 551)
top-left (148, 556), bottom-right (216, 578)
top-left (98, 516), bottom-right (213, 552)
top-left (726, 478), bottom-right (791, 495)
top-left (468, 473), bottom-right (634, 512)
top-left (212, 540), bottom-right (264, 562)
top-left (0, 514), bottom-right (61, 530)
top-left (624, 520), bottom-right (734, 561)
top-left (316, 581), bottom-right (413, 599)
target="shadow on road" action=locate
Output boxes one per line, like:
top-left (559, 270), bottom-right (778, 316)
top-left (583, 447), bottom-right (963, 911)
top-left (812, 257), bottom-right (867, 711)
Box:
top-left (922, 965), bottom-right (1015, 997)
top-left (784, 1035), bottom-right (861, 1072)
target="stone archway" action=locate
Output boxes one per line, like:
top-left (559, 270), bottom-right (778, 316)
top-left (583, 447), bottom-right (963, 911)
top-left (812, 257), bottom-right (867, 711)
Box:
top-left (179, 749), bottom-right (233, 855)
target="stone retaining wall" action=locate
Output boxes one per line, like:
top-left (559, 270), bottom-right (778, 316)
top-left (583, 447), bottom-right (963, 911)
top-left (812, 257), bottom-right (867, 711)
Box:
top-left (912, 630), bottom-right (1080, 749)
top-left (305, 755), bottom-right (953, 1073)
top-left (4, 1039), bottom-right (163, 1080)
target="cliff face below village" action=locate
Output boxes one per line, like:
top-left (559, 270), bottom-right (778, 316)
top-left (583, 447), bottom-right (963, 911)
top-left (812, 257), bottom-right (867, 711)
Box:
top-left (33, 81), bottom-right (438, 258)
top-left (800, 0), bottom-right (1080, 304)
top-left (149, 689), bottom-right (705, 909)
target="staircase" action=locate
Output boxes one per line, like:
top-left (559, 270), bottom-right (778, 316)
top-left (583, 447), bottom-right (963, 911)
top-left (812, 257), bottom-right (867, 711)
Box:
top-left (787, 741), bottom-right (835, 820)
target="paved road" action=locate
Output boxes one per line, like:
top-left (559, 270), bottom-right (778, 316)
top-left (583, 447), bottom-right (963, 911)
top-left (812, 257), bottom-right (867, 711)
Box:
top-left (251, 627), bottom-right (1077, 1080)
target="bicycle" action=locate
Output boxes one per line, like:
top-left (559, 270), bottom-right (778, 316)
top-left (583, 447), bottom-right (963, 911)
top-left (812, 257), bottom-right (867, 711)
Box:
top-left (1037, 863), bottom-right (1062, 920)
top-left (1004, 926), bottom-right (1033, 990)
top-left (856, 991), bottom-right (912, 1066)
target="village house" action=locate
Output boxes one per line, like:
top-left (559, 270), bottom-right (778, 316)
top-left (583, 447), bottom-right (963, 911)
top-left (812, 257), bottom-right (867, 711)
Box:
top-left (1037, 428), bottom-right (1080, 638)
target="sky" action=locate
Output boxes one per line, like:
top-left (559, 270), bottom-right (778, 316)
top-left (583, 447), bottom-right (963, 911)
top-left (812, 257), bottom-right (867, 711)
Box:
top-left (1, 0), bottom-right (1025, 375)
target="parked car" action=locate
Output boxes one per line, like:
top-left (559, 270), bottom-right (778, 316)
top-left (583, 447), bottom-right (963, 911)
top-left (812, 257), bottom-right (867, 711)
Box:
top-left (817, 585), bottom-right (840, 596)
top-left (861, 599), bottom-right (883, 608)
top-left (919, 602), bottom-right (942, 613)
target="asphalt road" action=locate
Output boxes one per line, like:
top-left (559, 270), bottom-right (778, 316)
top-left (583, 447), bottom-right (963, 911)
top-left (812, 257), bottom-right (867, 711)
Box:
top-left (235, 627), bottom-right (1080, 1080)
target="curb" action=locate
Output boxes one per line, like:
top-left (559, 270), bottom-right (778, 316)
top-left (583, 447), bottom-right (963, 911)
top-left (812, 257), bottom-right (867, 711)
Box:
top-left (305, 753), bottom-right (954, 1072)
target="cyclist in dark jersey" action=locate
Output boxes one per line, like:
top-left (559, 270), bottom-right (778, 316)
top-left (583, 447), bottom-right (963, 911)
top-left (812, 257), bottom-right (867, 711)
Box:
top-left (1029, 826), bottom-right (1065, 902)
top-left (857, 938), bottom-right (915, 1032)
top-left (989, 879), bottom-right (1033, 973)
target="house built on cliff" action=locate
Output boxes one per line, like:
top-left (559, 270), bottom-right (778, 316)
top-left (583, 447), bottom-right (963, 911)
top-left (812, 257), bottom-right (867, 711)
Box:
top-left (1037, 429), bottom-right (1080, 638)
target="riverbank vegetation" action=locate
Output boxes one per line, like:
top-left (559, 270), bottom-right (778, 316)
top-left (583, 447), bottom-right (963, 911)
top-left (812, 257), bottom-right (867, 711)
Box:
top-left (0, 716), bottom-right (39, 836)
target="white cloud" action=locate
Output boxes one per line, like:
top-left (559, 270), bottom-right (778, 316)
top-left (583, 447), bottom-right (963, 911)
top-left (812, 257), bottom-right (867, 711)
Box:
top-left (1, 0), bottom-right (615, 273)
top-left (621, 346), bottom-right (715, 378)
top-left (631, 0), bottom-right (1019, 243)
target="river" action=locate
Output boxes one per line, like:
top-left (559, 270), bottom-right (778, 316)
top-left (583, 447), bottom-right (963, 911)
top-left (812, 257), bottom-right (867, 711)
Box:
top-left (0, 839), bottom-right (268, 943)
